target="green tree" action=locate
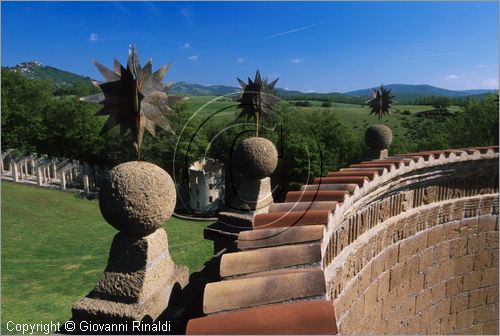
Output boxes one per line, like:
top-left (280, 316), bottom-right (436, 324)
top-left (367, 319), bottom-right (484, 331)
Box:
top-left (1, 69), bottom-right (53, 153)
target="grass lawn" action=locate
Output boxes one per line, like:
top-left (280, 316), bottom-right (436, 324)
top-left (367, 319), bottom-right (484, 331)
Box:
top-left (1, 181), bottom-right (213, 332)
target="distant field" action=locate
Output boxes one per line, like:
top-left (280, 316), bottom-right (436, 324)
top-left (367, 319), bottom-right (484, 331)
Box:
top-left (182, 95), bottom-right (464, 138)
top-left (1, 182), bottom-right (213, 332)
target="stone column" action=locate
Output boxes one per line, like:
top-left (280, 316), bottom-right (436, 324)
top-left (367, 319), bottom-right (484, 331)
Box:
top-left (68, 161), bottom-right (188, 331)
top-left (36, 167), bottom-right (43, 186)
top-left (12, 162), bottom-right (19, 182)
top-left (50, 164), bottom-right (55, 179)
top-left (60, 172), bottom-right (66, 190)
top-left (83, 175), bottom-right (90, 194)
top-left (24, 161), bottom-right (29, 178)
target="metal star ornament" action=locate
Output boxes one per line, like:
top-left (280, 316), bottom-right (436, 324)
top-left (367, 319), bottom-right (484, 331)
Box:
top-left (81, 45), bottom-right (176, 160)
top-left (367, 84), bottom-right (396, 120)
top-left (236, 70), bottom-right (279, 137)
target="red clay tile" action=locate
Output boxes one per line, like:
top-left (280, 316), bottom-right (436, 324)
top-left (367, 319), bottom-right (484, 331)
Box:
top-left (186, 300), bottom-right (338, 335)
top-left (285, 190), bottom-right (348, 202)
top-left (253, 210), bottom-right (330, 229)
top-left (326, 170), bottom-right (378, 180)
top-left (313, 176), bottom-right (367, 186)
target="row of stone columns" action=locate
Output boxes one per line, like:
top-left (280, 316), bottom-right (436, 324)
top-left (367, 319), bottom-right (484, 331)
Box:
top-left (1, 151), bottom-right (105, 194)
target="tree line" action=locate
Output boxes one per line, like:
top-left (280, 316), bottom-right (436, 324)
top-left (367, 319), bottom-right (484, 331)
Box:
top-left (2, 68), bottom-right (498, 200)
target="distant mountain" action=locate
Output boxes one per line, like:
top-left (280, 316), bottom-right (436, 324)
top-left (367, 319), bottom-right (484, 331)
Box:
top-left (171, 82), bottom-right (240, 96)
top-left (7, 61), bottom-right (94, 87)
top-left (345, 84), bottom-right (497, 101)
top-left (6, 62), bottom-right (496, 102)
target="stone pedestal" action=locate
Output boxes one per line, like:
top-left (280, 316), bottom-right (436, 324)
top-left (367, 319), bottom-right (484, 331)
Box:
top-left (71, 229), bottom-right (188, 324)
top-left (12, 163), bottom-right (19, 182)
top-left (231, 177), bottom-right (274, 214)
top-left (367, 148), bottom-right (389, 160)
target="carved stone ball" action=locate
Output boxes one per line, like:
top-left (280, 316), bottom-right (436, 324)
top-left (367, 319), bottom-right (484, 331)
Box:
top-left (235, 137), bottom-right (278, 179)
top-left (99, 161), bottom-right (176, 236)
top-left (365, 124), bottom-right (393, 150)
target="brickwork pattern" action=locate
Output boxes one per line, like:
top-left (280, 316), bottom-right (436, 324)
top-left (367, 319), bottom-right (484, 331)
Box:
top-left (335, 212), bottom-right (499, 335)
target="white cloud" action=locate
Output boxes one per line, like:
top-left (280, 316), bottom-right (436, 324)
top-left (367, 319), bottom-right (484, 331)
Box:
top-left (236, 58), bottom-right (245, 63)
top-left (308, 90), bottom-right (316, 93)
top-left (482, 78), bottom-right (498, 88)
top-left (89, 33), bottom-right (98, 42)
top-left (290, 58), bottom-right (303, 64)
top-left (443, 74), bottom-right (459, 80)
top-left (477, 64), bottom-right (487, 69)
top-left (180, 42), bottom-right (190, 49)
top-left (188, 55), bottom-right (199, 61)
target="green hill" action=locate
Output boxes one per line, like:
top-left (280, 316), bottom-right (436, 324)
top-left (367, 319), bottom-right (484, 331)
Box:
top-left (7, 61), bottom-right (94, 87)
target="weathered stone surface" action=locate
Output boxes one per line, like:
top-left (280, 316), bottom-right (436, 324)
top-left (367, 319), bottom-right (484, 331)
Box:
top-left (203, 269), bottom-right (326, 314)
top-left (237, 225), bottom-right (324, 250)
top-left (187, 301), bottom-right (337, 335)
top-left (234, 137), bottom-right (278, 179)
top-left (365, 124), bottom-right (393, 150)
top-left (99, 161), bottom-right (176, 235)
top-left (220, 243), bottom-right (321, 277)
top-left (72, 264), bottom-right (187, 323)
top-left (231, 176), bottom-right (274, 213)
top-left (92, 229), bottom-right (182, 303)
top-left (71, 229), bottom-right (189, 327)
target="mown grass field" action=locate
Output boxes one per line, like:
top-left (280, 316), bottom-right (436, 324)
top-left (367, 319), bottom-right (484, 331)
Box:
top-left (1, 182), bottom-right (213, 333)
top-left (183, 95), bottom-right (463, 138)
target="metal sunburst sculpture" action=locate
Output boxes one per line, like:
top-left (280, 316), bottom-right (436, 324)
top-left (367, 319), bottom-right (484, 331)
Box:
top-left (236, 70), bottom-right (279, 137)
top-left (367, 84), bottom-right (396, 120)
top-left (81, 45), bottom-right (176, 160)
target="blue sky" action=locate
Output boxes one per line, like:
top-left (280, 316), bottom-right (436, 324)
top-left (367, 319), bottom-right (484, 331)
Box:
top-left (2, 1), bottom-right (498, 92)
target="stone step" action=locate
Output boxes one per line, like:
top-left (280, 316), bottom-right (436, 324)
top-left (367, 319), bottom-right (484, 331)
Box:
top-left (203, 269), bottom-right (326, 314)
top-left (187, 300), bottom-right (338, 335)
top-left (220, 243), bottom-right (321, 278)
top-left (313, 176), bottom-right (367, 186)
top-left (237, 225), bottom-right (324, 250)
top-left (326, 170), bottom-right (378, 180)
top-left (269, 201), bottom-right (338, 213)
top-left (285, 190), bottom-right (348, 202)
top-left (253, 210), bottom-right (331, 229)
top-left (301, 183), bottom-right (358, 194)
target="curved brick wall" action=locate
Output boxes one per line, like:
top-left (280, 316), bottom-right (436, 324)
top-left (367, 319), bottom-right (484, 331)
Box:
top-left (187, 147), bottom-right (499, 335)
top-left (334, 202), bottom-right (499, 334)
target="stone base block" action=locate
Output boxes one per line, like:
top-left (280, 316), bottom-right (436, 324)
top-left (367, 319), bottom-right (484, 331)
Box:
top-left (231, 177), bottom-right (274, 214)
top-left (69, 229), bottom-right (189, 330)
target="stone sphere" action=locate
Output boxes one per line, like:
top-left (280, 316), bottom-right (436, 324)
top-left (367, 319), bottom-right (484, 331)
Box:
top-left (234, 137), bottom-right (278, 179)
top-left (99, 161), bottom-right (176, 236)
top-left (365, 124), bottom-right (393, 150)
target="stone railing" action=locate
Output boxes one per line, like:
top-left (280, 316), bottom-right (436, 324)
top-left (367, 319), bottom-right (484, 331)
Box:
top-left (1, 150), bottom-right (107, 194)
